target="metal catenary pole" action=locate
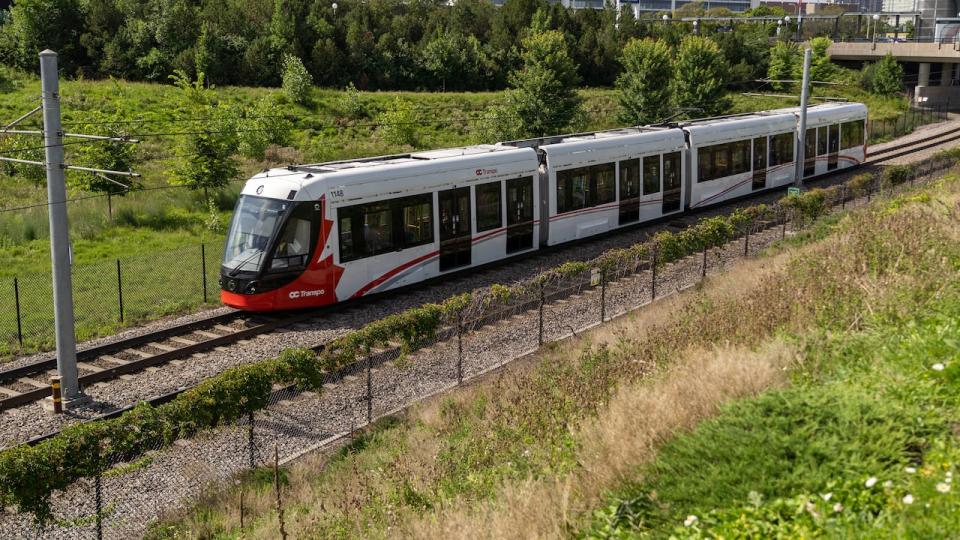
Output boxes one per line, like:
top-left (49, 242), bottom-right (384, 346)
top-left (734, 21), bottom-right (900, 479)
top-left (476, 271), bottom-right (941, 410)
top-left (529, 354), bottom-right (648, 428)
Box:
top-left (40, 50), bottom-right (83, 403)
top-left (794, 47), bottom-right (812, 189)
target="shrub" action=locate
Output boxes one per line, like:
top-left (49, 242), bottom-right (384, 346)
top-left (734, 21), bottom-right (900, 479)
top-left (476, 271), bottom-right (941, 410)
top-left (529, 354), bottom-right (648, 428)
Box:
top-left (849, 173), bottom-right (876, 197)
top-left (883, 164), bottom-right (915, 186)
top-left (281, 54), bottom-right (313, 105)
top-left (376, 97), bottom-right (418, 147)
top-left (862, 54), bottom-right (903, 97)
top-left (616, 38), bottom-right (673, 125)
top-left (238, 97), bottom-right (294, 159)
top-left (337, 82), bottom-right (368, 120)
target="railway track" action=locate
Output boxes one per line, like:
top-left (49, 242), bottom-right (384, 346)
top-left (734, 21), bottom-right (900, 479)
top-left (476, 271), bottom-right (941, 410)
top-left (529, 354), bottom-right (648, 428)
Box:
top-left (866, 123), bottom-right (960, 164)
top-left (3, 120), bottom-right (958, 430)
top-left (0, 310), bottom-right (320, 411)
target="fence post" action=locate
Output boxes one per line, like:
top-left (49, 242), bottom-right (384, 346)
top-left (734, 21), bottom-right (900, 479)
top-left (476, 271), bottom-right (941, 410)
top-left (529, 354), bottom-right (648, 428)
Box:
top-left (599, 268), bottom-right (606, 322)
top-left (650, 247), bottom-right (658, 301)
top-left (13, 277), bottom-right (23, 348)
top-left (456, 311), bottom-right (464, 385)
top-left (701, 246), bottom-right (708, 280)
top-left (95, 470), bottom-right (103, 540)
top-left (841, 184), bottom-right (847, 209)
top-left (274, 444), bottom-right (287, 540)
top-left (201, 243), bottom-right (208, 304)
top-left (743, 225), bottom-right (750, 257)
top-left (247, 410), bottom-right (255, 469)
top-left (538, 280), bottom-right (545, 347)
top-left (116, 259), bottom-right (124, 323)
top-left (366, 351), bottom-right (372, 424)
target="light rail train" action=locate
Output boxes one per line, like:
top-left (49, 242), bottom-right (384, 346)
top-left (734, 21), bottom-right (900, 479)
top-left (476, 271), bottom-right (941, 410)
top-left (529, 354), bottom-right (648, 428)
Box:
top-left (220, 103), bottom-right (867, 311)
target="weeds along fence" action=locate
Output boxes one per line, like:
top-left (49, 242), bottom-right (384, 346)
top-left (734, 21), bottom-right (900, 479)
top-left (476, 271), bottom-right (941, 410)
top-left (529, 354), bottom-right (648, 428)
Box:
top-left (1, 152), bottom-right (957, 539)
top-left (868, 104), bottom-right (949, 142)
top-left (0, 241), bottom-right (224, 359)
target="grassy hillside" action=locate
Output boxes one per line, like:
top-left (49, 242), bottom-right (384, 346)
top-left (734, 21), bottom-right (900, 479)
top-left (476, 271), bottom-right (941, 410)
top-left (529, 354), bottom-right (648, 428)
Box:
top-left (145, 167), bottom-right (960, 538)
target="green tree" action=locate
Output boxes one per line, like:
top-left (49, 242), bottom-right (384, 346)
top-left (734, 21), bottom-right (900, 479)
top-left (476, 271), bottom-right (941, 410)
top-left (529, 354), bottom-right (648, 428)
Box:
top-left (169, 70), bottom-right (239, 203)
top-left (863, 53), bottom-right (903, 97)
top-left (809, 36), bottom-right (836, 82)
top-left (505, 26), bottom-right (582, 138)
top-left (673, 35), bottom-right (728, 118)
top-left (281, 54), bottom-right (313, 105)
top-left (0, 0), bottom-right (86, 71)
top-left (616, 38), bottom-right (673, 125)
top-left (767, 41), bottom-right (799, 91)
top-left (420, 31), bottom-right (462, 92)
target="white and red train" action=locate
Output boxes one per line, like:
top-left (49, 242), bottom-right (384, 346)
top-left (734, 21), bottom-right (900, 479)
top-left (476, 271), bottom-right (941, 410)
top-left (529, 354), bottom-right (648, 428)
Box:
top-left (220, 103), bottom-right (867, 311)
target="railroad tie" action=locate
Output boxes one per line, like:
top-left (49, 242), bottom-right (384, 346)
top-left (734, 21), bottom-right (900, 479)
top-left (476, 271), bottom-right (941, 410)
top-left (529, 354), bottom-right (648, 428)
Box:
top-left (214, 324), bottom-right (237, 334)
top-left (169, 336), bottom-right (198, 346)
top-left (148, 342), bottom-right (177, 352)
top-left (195, 330), bottom-right (221, 339)
top-left (0, 386), bottom-right (21, 397)
top-left (76, 362), bottom-right (104, 373)
top-left (126, 349), bottom-right (153, 359)
top-left (16, 377), bottom-right (47, 388)
top-left (100, 355), bottom-right (130, 365)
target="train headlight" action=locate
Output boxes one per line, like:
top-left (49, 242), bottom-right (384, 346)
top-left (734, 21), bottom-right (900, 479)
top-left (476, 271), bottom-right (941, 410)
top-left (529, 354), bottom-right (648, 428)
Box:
top-left (228, 279), bottom-right (237, 292)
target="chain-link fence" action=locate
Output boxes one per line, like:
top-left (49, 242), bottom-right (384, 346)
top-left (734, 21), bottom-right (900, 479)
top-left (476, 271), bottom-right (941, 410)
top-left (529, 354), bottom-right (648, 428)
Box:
top-left (0, 241), bottom-right (223, 359)
top-left (1, 155), bottom-right (957, 539)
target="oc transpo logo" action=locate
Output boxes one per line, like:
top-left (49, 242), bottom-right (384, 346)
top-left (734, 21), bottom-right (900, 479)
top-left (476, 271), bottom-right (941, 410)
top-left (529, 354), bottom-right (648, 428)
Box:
top-left (289, 289), bottom-right (325, 299)
top-left (256, 185), bottom-right (264, 195)
top-left (475, 168), bottom-right (497, 176)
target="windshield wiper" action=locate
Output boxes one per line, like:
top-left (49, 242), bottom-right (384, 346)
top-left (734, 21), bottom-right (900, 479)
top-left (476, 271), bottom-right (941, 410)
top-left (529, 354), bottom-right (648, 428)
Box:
top-left (228, 250), bottom-right (263, 277)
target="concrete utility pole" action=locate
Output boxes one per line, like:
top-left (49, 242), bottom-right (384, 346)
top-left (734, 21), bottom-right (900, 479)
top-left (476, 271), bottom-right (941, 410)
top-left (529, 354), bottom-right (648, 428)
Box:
top-left (40, 50), bottom-right (84, 405)
top-left (795, 48), bottom-right (812, 188)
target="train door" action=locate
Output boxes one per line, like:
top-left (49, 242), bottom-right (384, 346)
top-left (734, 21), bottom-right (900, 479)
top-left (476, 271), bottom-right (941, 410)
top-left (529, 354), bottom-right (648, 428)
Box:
top-left (804, 128), bottom-right (816, 177)
top-left (662, 152), bottom-right (682, 213)
top-left (618, 159), bottom-right (640, 225)
top-left (752, 136), bottom-right (767, 190)
top-left (827, 124), bottom-right (839, 170)
top-left (506, 177), bottom-right (534, 253)
top-left (438, 187), bottom-right (471, 271)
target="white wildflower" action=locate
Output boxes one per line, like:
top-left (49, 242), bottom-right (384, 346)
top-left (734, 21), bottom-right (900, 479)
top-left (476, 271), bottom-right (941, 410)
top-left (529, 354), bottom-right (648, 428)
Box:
top-left (865, 476), bottom-right (878, 488)
top-left (883, 480), bottom-right (893, 488)
top-left (903, 494), bottom-right (915, 505)
top-left (684, 515), bottom-right (698, 527)
top-left (821, 492), bottom-right (833, 501)
top-left (936, 482), bottom-right (951, 493)
top-left (905, 467), bottom-right (917, 474)
top-left (833, 502), bottom-right (844, 512)
top-left (932, 363), bottom-right (945, 371)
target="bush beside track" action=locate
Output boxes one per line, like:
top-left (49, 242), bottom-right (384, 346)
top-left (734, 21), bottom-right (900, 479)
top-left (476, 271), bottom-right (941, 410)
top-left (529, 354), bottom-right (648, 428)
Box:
top-left (0, 154), bottom-right (951, 525)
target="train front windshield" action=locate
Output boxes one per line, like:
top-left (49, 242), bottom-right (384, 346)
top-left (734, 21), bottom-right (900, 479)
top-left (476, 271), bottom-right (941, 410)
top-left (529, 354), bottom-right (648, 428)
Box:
top-left (222, 195), bottom-right (289, 274)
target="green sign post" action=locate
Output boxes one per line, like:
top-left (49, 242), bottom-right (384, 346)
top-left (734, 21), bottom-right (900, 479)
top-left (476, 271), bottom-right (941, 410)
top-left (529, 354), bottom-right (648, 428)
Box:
top-left (787, 186), bottom-right (801, 196)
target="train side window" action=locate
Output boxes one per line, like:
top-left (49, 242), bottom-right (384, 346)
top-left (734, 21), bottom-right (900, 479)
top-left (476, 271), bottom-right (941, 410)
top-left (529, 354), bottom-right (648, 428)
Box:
top-left (475, 182), bottom-right (502, 232)
top-left (662, 152), bottom-right (682, 213)
top-left (338, 208), bottom-right (358, 262)
top-left (643, 155), bottom-right (660, 193)
top-left (620, 159), bottom-right (641, 198)
top-left (841, 120), bottom-right (864, 149)
top-left (557, 167), bottom-right (590, 214)
top-left (592, 163), bottom-right (616, 205)
top-left (362, 202), bottom-right (394, 255)
top-left (769, 132), bottom-right (794, 166)
top-left (817, 126), bottom-right (828, 156)
top-left (697, 149), bottom-right (712, 183)
top-left (400, 194), bottom-right (433, 247)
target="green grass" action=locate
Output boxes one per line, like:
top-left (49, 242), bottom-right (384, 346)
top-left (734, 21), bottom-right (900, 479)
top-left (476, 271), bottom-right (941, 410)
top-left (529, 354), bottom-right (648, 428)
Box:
top-left (585, 186), bottom-right (960, 538)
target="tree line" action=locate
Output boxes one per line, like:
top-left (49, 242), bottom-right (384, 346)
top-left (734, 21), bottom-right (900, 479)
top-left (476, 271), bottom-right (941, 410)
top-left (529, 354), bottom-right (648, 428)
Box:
top-left (0, 0), bottom-right (782, 91)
